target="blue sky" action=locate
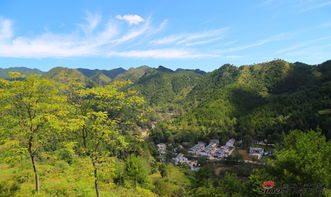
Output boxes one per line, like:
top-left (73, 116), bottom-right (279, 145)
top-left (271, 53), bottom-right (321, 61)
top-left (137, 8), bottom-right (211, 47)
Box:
top-left (0, 0), bottom-right (330, 71)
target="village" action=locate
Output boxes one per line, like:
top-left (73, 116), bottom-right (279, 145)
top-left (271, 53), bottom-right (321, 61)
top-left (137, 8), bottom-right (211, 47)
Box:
top-left (156, 138), bottom-right (273, 170)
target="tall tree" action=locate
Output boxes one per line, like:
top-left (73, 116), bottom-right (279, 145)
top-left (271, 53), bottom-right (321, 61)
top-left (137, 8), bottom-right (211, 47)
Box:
top-left (0, 73), bottom-right (71, 193)
top-left (70, 81), bottom-right (145, 197)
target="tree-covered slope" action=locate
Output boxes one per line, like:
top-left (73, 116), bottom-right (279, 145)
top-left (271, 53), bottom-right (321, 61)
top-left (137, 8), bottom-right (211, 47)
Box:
top-left (43, 67), bottom-right (96, 87)
top-left (90, 72), bottom-right (112, 86)
top-left (114, 66), bottom-right (152, 82)
top-left (77, 67), bottom-right (126, 78)
top-left (156, 60), bottom-right (331, 144)
top-left (0, 67), bottom-right (43, 78)
top-left (133, 69), bottom-right (203, 106)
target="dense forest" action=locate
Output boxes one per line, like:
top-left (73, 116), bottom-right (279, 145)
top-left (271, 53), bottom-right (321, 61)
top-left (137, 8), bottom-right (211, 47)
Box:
top-left (0, 59), bottom-right (330, 196)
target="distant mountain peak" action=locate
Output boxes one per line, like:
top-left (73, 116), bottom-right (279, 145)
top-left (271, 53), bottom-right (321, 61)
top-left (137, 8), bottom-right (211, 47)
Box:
top-left (175, 68), bottom-right (206, 75)
top-left (156, 66), bottom-right (174, 72)
top-left (77, 67), bottom-right (126, 78)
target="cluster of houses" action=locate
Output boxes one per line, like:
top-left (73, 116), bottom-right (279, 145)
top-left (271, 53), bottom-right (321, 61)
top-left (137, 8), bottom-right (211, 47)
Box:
top-left (171, 153), bottom-right (199, 170)
top-left (156, 138), bottom-right (273, 170)
top-left (188, 139), bottom-right (235, 160)
top-left (249, 146), bottom-right (273, 160)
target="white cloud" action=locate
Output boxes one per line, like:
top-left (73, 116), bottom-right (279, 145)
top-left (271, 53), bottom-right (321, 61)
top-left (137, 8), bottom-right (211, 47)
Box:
top-left (276, 36), bottom-right (331, 54)
top-left (0, 17), bottom-right (13, 41)
top-left (217, 33), bottom-right (291, 53)
top-left (108, 49), bottom-right (217, 59)
top-left (0, 14), bottom-right (231, 60)
top-left (299, 0), bottom-right (331, 13)
top-left (258, 0), bottom-right (276, 7)
top-left (78, 12), bottom-right (101, 34)
top-left (320, 21), bottom-right (331, 27)
top-left (112, 18), bottom-right (151, 44)
top-left (185, 36), bottom-right (224, 46)
top-left (150, 27), bottom-right (228, 46)
top-left (176, 28), bottom-right (228, 45)
top-left (150, 34), bottom-right (186, 45)
top-left (116, 14), bottom-right (144, 25)
top-left (218, 40), bottom-right (268, 53)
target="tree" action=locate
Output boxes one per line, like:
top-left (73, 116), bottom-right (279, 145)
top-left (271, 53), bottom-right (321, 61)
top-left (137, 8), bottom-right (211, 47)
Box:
top-left (269, 130), bottom-right (331, 186)
top-left (125, 154), bottom-right (151, 188)
top-left (249, 130), bottom-right (331, 195)
top-left (159, 163), bottom-right (169, 178)
top-left (70, 81), bottom-right (145, 197)
top-left (0, 74), bottom-right (70, 193)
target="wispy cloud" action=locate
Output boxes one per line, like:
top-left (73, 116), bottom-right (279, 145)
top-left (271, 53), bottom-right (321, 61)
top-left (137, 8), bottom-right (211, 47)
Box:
top-left (258, 0), bottom-right (331, 14)
top-left (276, 36), bottom-right (331, 54)
top-left (116, 14), bottom-right (144, 25)
top-left (150, 27), bottom-right (228, 46)
top-left (0, 14), bottom-right (120, 58)
top-left (217, 33), bottom-right (290, 53)
top-left (258, 0), bottom-right (277, 7)
top-left (0, 14), bottom-right (227, 59)
top-left (320, 21), bottom-right (331, 27)
top-left (112, 18), bottom-right (151, 44)
top-left (217, 40), bottom-right (268, 53)
top-left (185, 36), bottom-right (224, 46)
top-left (298, 0), bottom-right (331, 13)
top-left (108, 49), bottom-right (218, 59)
top-left (0, 17), bottom-right (13, 41)
top-left (78, 12), bottom-right (102, 35)
top-left (150, 34), bottom-right (185, 45)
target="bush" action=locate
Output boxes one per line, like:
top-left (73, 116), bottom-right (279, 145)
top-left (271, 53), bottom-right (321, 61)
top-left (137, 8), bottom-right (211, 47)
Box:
top-left (0, 180), bottom-right (20, 197)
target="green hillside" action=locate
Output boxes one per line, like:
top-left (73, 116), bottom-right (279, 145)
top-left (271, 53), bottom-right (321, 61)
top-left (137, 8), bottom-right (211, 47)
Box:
top-left (0, 67), bottom-right (43, 78)
top-left (115, 66), bottom-right (152, 82)
top-left (133, 69), bottom-right (203, 105)
top-left (152, 60), bottom-right (331, 144)
top-left (129, 69), bottom-right (203, 124)
top-left (43, 67), bottom-right (96, 87)
top-left (90, 72), bottom-right (112, 86)
top-left (77, 67), bottom-right (126, 78)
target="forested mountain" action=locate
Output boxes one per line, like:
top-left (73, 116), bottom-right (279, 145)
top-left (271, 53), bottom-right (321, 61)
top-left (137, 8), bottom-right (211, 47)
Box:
top-left (114, 66), bottom-right (152, 81)
top-left (175, 68), bottom-right (206, 75)
top-left (42, 67), bottom-right (96, 87)
top-left (132, 69), bottom-right (203, 105)
top-left (0, 67), bottom-right (43, 78)
top-left (77, 67), bottom-right (126, 78)
top-left (0, 59), bottom-right (330, 197)
top-left (129, 68), bottom-right (204, 123)
top-left (152, 60), bottom-right (331, 145)
top-left (90, 72), bottom-right (113, 86)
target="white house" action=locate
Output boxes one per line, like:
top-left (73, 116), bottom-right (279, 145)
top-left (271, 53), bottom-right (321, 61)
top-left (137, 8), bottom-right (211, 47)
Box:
top-left (225, 138), bottom-right (235, 147)
top-left (249, 147), bottom-right (264, 160)
top-left (171, 153), bottom-right (188, 165)
top-left (188, 142), bottom-right (206, 155)
top-left (156, 143), bottom-right (167, 154)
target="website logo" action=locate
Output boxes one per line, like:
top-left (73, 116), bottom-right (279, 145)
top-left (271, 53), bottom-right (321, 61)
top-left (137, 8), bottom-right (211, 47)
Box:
top-left (262, 181), bottom-right (275, 189)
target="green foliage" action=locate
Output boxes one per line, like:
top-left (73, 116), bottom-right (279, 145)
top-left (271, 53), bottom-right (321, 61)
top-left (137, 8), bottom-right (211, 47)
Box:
top-left (124, 154), bottom-right (152, 188)
top-left (0, 67), bottom-right (43, 79)
top-left (248, 130), bottom-right (331, 196)
top-left (115, 66), bottom-right (152, 82)
top-left (192, 170), bottom-right (248, 197)
top-left (0, 179), bottom-right (20, 197)
top-left (151, 59), bottom-right (331, 144)
top-left (90, 73), bottom-right (112, 86)
top-left (0, 60), bottom-right (330, 196)
top-left (269, 130), bottom-right (331, 186)
top-left (43, 67), bottom-right (96, 87)
top-left (77, 67), bottom-right (126, 79)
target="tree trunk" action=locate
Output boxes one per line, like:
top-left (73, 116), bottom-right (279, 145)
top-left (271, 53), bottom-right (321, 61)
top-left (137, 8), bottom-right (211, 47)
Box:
top-left (28, 138), bottom-right (39, 193)
top-left (29, 152), bottom-right (40, 193)
top-left (92, 160), bottom-right (100, 197)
